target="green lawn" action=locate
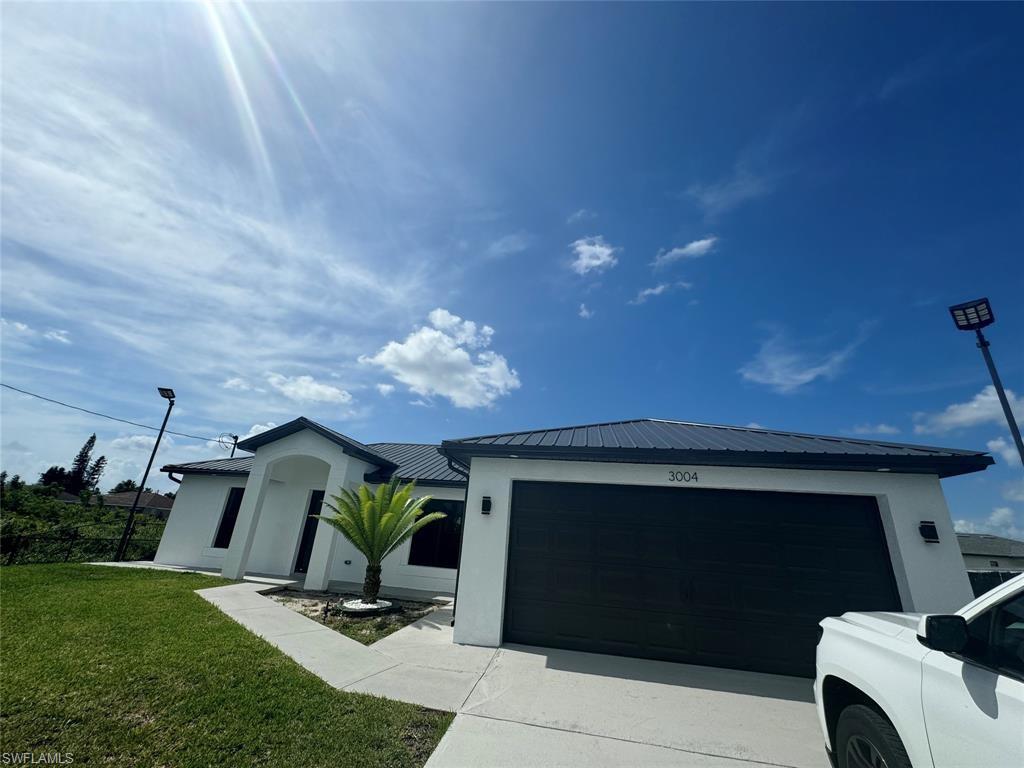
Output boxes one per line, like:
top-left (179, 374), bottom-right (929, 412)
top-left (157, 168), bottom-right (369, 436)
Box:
top-left (0, 564), bottom-right (452, 767)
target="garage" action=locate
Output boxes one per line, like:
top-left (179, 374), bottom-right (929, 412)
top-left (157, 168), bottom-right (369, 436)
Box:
top-left (442, 418), bottom-right (991, 677)
top-left (503, 480), bottom-right (902, 677)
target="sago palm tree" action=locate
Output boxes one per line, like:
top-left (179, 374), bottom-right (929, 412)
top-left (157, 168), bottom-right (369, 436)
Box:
top-left (316, 477), bottom-right (446, 604)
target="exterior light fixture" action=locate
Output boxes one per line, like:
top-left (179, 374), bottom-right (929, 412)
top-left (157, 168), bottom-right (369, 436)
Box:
top-left (918, 521), bottom-right (940, 543)
top-left (948, 297), bottom-right (1023, 468)
top-left (114, 386), bottom-right (177, 561)
top-left (948, 298), bottom-right (994, 331)
top-left (481, 496), bottom-right (492, 514)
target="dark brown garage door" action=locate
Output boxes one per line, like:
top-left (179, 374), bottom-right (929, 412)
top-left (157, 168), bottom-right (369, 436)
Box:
top-left (503, 481), bottom-right (902, 677)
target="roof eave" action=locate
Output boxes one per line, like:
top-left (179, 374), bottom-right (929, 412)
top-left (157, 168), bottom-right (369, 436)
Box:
top-left (438, 443), bottom-right (994, 478)
top-left (160, 464), bottom-right (250, 477)
top-left (235, 417), bottom-right (397, 470)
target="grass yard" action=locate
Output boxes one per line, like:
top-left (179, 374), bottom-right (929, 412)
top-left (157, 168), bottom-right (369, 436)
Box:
top-left (0, 564), bottom-right (452, 767)
top-left (270, 589), bottom-right (437, 645)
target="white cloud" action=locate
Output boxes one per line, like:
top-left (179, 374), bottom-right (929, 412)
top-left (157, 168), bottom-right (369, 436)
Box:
top-left (43, 329), bottom-right (71, 344)
top-left (578, 303), bottom-right (594, 320)
top-left (240, 422), bottom-right (276, 441)
top-left (570, 236), bottom-right (618, 276)
top-left (109, 434), bottom-right (161, 451)
top-left (265, 373), bottom-right (352, 404)
top-left (745, 422), bottom-right (764, 429)
top-left (222, 377), bottom-right (253, 391)
top-left (485, 232), bottom-right (531, 259)
top-left (566, 208), bottom-right (596, 224)
top-left (1004, 480), bottom-right (1024, 503)
top-left (360, 309), bottom-right (520, 409)
top-left (1, 319), bottom-right (71, 345)
top-left (954, 506), bottom-right (1022, 540)
top-left (375, 383), bottom-right (395, 396)
top-left (913, 386), bottom-right (1022, 435)
top-left (688, 167), bottom-right (769, 217)
top-left (853, 423), bottom-right (901, 436)
top-left (651, 237), bottom-right (717, 269)
top-left (740, 328), bottom-right (865, 394)
top-left (987, 436), bottom-right (1021, 466)
top-left (629, 281), bottom-right (692, 305)
top-left (426, 308), bottom-right (493, 348)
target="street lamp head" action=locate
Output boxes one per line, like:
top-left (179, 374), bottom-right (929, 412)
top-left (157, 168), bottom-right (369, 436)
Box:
top-left (157, 387), bottom-right (176, 401)
top-left (948, 298), bottom-right (994, 332)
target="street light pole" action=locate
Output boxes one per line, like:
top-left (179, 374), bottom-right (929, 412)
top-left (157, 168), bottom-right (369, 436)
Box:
top-left (948, 298), bottom-right (1023, 469)
top-left (974, 328), bottom-right (1024, 468)
top-left (114, 388), bottom-right (175, 561)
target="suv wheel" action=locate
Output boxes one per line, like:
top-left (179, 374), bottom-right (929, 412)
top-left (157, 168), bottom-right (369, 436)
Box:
top-left (835, 704), bottom-right (911, 768)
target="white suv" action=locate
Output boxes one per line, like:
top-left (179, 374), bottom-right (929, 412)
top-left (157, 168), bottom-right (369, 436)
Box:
top-left (815, 572), bottom-right (1024, 768)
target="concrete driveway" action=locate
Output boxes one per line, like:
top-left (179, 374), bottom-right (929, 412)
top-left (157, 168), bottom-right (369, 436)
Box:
top-left (197, 580), bottom-right (824, 768)
top-left (431, 644), bottom-right (825, 768)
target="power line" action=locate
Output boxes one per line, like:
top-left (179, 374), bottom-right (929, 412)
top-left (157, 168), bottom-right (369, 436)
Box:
top-left (0, 382), bottom-right (222, 443)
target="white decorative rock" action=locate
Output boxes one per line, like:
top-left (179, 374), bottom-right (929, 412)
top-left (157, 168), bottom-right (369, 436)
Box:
top-left (340, 598), bottom-right (392, 614)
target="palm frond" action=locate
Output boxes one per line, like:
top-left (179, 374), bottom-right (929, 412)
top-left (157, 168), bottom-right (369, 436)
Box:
top-left (320, 478), bottom-right (443, 567)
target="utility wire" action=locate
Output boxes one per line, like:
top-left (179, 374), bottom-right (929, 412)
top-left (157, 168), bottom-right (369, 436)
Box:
top-left (0, 382), bottom-right (222, 443)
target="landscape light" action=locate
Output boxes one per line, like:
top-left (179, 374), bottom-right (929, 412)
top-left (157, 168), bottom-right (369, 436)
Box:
top-left (948, 298), bottom-right (994, 331)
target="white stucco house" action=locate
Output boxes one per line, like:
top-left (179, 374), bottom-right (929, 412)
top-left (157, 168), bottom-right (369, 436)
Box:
top-left (156, 415), bottom-right (992, 677)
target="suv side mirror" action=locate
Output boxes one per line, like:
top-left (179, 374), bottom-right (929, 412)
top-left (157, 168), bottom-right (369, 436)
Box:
top-left (918, 614), bottom-right (969, 653)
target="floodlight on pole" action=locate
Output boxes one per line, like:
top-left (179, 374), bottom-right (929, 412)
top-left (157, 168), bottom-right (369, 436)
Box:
top-left (114, 387), bottom-right (176, 561)
top-left (948, 298), bottom-right (1023, 469)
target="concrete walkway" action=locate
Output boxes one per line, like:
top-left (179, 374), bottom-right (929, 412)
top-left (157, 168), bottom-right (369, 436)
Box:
top-left (197, 581), bottom-right (824, 768)
top-left (197, 581), bottom-right (496, 711)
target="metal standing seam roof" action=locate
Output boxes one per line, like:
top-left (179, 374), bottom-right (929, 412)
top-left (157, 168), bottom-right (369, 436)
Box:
top-left (364, 443), bottom-right (467, 486)
top-left (162, 443), bottom-right (465, 487)
top-left (439, 418), bottom-right (993, 478)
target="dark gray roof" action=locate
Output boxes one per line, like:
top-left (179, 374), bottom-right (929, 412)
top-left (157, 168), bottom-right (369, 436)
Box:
top-left (162, 456), bottom-right (253, 476)
top-left (235, 417), bottom-right (396, 469)
top-left (162, 443), bottom-right (466, 487)
top-left (365, 443), bottom-right (467, 487)
top-left (440, 418), bottom-right (993, 478)
top-left (957, 533), bottom-right (1024, 558)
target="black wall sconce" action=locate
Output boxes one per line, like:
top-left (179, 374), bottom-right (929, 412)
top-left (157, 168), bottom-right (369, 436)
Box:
top-left (919, 521), bottom-right (940, 543)
top-left (481, 496), bottom-right (492, 515)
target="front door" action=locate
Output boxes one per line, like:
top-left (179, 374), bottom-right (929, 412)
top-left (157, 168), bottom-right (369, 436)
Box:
top-left (293, 490), bottom-right (325, 574)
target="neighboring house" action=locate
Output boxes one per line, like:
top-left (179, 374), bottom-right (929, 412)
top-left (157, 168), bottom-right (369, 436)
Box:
top-left (957, 532), bottom-right (1024, 572)
top-left (155, 415), bottom-right (992, 678)
top-left (101, 491), bottom-right (176, 519)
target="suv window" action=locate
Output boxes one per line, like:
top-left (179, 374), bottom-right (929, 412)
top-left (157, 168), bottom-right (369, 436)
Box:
top-left (963, 592), bottom-right (1024, 679)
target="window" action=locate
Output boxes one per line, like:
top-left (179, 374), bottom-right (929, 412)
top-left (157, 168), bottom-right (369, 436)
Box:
top-left (408, 499), bottom-right (464, 569)
top-left (962, 592), bottom-right (1024, 680)
top-left (212, 487), bottom-right (245, 549)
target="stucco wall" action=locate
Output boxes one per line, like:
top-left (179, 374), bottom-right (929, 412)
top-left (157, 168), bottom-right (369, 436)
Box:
top-left (154, 428), bottom-right (466, 594)
top-left (453, 457), bottom-right (974, 647)
top-left (154, 474), bottom-right (244, 570)
top-left (328, 483), bottom-right (465, 595)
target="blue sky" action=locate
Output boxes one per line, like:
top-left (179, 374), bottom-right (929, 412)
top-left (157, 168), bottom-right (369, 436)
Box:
top-left (1, 3), bottom-right (1021, 535)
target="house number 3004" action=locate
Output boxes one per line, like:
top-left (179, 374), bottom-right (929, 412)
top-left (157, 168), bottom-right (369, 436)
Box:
top-left (668, 470), bottom-right (698, 483)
